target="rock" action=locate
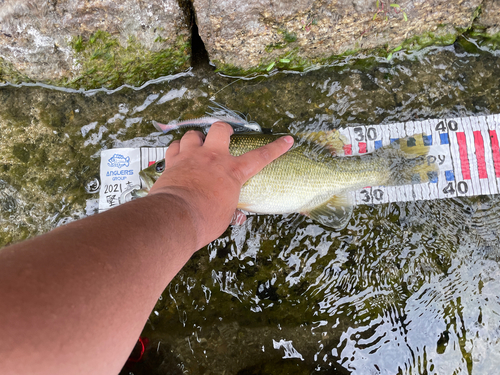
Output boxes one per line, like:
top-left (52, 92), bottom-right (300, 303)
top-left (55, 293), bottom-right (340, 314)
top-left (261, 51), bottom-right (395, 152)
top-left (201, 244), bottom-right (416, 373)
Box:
top-left (0, 0), bottom-right (497, 84)
top-left (0, 0), bottom-right (191, 88)
top-left (475, 0), bottom-right (500, 36)
top-left (192, 0), bottom-right (482, 73)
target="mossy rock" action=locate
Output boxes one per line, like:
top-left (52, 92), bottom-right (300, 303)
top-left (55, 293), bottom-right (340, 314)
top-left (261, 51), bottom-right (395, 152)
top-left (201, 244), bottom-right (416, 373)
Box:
top-left (0, 58), bottom-right (32, 85)
top-left (66, 31), bottom-right (191, 89)
top-left (212, 28), bottom-right (462, 77)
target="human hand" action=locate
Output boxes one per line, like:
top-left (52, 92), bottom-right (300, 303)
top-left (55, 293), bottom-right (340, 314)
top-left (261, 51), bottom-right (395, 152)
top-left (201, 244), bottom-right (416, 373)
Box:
top-left (149, 122), bottom-right (293, 248)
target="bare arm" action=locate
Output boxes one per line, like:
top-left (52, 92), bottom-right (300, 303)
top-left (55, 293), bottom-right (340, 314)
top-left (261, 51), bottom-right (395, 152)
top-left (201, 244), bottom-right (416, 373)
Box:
top-left (0, 122), bottom-right (293, 375)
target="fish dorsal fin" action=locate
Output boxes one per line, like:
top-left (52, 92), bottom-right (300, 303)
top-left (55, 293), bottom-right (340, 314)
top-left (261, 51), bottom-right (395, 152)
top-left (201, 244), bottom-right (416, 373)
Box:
top-left (296, 130), bottom-right (348, 155)
top-left (303, 193), bottom-right (353, 229)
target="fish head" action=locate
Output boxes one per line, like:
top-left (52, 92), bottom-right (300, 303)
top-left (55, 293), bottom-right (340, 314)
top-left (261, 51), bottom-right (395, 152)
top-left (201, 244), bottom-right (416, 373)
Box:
top-left (138, 159), bottom-right (166, 192)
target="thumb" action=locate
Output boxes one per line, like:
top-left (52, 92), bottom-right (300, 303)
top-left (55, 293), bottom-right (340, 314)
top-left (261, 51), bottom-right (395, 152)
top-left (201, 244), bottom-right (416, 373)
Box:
top-left (234, 136), bottom-right (294, 183)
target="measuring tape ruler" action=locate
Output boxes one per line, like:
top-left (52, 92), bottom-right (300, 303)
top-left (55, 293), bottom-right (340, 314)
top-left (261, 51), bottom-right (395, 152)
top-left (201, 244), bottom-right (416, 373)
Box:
top-left (99, 114), bottom-right (500, 211)
top-left (140, 147), bottom-right (169, 170)
top-left (338, 114), bottom-right (500, 205)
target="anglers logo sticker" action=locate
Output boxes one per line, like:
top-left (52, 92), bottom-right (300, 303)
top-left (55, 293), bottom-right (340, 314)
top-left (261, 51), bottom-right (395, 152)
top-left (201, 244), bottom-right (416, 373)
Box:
top-left (107, 154), bottom-right (130, 168)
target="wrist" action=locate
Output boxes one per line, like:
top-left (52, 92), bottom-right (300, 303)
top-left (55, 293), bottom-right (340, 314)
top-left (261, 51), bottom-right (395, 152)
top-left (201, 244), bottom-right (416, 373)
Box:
top-left (142, 189), bottom-right (208, 250)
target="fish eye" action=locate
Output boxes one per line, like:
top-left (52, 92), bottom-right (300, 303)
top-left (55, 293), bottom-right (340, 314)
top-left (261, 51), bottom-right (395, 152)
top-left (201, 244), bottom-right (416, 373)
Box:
top-left (155, 160), bottom-right (165, 173)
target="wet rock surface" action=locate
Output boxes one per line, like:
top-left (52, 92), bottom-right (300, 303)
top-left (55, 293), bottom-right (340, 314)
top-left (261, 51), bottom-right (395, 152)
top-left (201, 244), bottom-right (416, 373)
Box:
top-left (475, 0), bottom-right (500, 36)
top-left (2, 0), bottom-right (500, 84)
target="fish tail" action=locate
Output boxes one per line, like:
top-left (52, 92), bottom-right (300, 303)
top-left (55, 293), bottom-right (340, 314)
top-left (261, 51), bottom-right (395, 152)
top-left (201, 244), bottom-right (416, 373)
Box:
top-left (384, 134), bottom-right (438, 185)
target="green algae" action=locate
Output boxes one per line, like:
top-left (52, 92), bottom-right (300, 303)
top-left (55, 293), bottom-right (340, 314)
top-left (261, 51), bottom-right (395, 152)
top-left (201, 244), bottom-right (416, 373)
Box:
top-left (265, 29), bottom-right (298, 53)
top-left (67, 31), bottom-right (191, 89)
top-left (279, 29), bottom-right (298, 44)
top-left (1, 30), bottom-right (191, 90)
top-left (0, 57), bottom-right (32, 85)
top-left (400, 29), bottom-right (458, 51)
top-left (213, 27), bottom-right (461, 77)
top-left (213, 48), bottom-right (343, 77)
top-left (469, 26), bottom-right (500, 50)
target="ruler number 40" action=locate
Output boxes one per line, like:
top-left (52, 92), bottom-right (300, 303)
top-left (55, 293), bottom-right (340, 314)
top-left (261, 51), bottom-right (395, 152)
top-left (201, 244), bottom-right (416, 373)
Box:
top-left (442, 181), bottom-right (468, 195)
top-left (435, 120), bottom-right (458, 132)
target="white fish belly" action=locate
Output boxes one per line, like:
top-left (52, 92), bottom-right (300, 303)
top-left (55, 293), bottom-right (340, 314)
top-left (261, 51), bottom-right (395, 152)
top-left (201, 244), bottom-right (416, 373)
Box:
top-left (236, 145), bottom-right (392, 215)
top-left (238, 168), bottom-right (343, 214)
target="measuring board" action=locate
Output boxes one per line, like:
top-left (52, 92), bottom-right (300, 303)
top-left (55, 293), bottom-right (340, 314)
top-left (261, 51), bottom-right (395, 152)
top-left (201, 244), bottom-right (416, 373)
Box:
top-left (99, 147), bottom-right (168, 211)
top-left (339, 114), bottom-right (500, 205)
top-left (99, 114), bottom-right (500, 212)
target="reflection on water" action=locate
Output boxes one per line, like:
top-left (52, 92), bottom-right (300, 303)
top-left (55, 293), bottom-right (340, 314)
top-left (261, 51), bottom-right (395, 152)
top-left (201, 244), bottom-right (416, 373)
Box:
top-left (141, 198), bottom-right (500, 374)
top-left (1, 37), bottom-right (500, 374)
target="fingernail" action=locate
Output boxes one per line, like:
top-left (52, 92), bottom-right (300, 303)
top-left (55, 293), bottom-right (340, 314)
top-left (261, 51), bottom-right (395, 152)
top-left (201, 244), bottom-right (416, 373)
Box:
top-left (282, 136), bottom-right (294, 144)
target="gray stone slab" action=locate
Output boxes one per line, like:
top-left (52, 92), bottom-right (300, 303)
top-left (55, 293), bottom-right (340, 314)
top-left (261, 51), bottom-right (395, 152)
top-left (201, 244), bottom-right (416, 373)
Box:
top-left (0, 0), bottom-right (191, 88)
top-left (193, 0), bottom-right (482, 72)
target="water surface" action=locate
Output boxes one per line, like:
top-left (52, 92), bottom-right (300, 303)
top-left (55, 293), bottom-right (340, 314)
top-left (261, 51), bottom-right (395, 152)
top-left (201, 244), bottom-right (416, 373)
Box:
top-left (1, 36), bottom-right (500, 374)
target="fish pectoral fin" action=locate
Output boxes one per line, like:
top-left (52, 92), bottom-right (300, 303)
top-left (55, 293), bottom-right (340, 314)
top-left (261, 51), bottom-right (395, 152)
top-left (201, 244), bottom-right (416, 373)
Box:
top-left (237, 202), bottom-right (251, 211)
top-left (304, 194), bottom-right (353, 230)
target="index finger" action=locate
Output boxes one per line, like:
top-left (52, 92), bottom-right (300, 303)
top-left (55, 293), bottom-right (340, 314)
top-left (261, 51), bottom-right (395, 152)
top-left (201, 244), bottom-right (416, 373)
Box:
top-left (203, 122), bottom-right (233, 150)
top-left (234, 136), bottom-right (294, 183)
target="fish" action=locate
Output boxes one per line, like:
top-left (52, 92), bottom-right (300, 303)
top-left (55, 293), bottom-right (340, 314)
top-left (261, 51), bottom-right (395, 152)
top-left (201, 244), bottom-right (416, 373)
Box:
top-left (107, 154), bottom-right (131, 168)
top-left (153, 103), bottom-right (262, 135)
top-left (137, 132), bottom-right (438, 229)
top-left (153, 117), bottom-right (262, 134)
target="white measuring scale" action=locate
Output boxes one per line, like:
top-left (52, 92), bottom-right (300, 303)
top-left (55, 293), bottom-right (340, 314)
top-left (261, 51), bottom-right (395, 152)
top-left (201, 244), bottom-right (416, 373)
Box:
top-left (99, 114), bottom-right (500, 212)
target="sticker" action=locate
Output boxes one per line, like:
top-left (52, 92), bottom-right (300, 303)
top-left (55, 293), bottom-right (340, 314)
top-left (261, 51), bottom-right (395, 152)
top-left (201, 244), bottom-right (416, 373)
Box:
top-left (99, 147), bottom-right (169, 212)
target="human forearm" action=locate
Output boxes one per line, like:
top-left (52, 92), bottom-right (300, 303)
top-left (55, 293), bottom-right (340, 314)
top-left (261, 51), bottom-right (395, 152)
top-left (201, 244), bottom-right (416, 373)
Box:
top-left (0, 122), bottom-right (293, 375)
top-left (0, 193), bottom-right (199, 375)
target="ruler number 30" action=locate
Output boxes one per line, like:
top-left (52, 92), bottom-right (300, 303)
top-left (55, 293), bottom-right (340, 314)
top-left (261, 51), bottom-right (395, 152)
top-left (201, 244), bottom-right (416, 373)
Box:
top-left (435, 120), bottom-right (458, 132)
top-left (443, 181), bottom-right (468, 195)
top-left (360, 188), bottom-right (384, 202)
top-left (354, 127), bottom-right (378, 142)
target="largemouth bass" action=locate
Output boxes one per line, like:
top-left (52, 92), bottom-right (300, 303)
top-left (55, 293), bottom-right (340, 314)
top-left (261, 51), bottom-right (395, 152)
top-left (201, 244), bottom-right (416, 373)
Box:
top-left (138, 133), bottom-right (437, 229)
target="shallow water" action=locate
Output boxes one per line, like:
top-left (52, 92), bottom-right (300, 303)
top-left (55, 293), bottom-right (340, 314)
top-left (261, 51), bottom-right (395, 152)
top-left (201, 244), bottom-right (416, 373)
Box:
top-left (1, 36), bottom-right (500, 374)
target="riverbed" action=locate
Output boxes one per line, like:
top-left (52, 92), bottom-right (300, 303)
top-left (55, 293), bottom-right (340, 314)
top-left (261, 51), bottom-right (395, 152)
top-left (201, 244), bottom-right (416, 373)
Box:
top-left (1, 36), bottom-right (500, 374)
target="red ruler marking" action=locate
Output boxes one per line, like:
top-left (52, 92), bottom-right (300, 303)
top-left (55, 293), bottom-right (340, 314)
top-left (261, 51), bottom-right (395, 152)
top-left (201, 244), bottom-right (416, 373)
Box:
top-left (456, 132), bottom-right (471, 180)
top-left (343, 144), bottom-right (352, 155)
top-left (148, 161), bottom-right (156, 167)
top-left (473, 131), bottom-right (487, 179)
top-left (358, 142), bottom-right (367, 154)
top-left (490, 130), bottom-right (500, 178)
